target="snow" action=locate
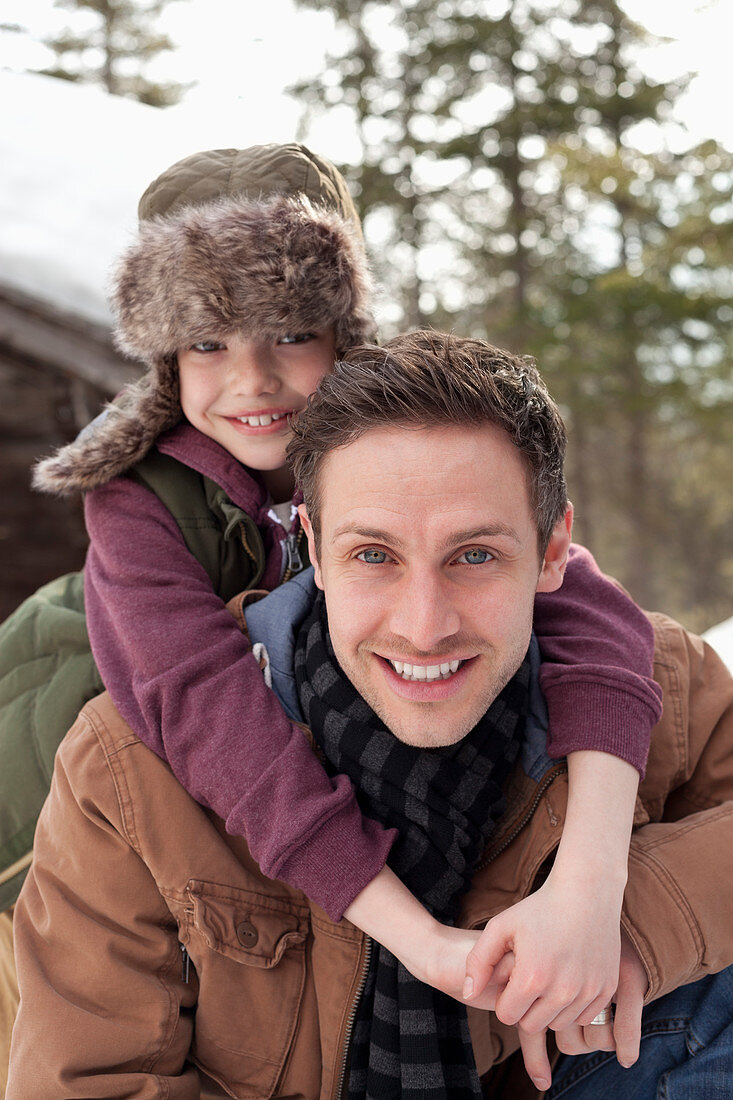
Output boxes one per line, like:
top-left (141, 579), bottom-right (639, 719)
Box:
top-left (0, 69), bottom-right (282, 325)
top-left (703, 616), bottom-right (733, 673)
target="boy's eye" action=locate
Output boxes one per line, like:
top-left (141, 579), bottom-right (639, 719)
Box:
top-left (357, 548), bottom-right (390, 565)
top-left (278, 333), bottom-right (316, 345)
top-left (190, 340), bottom-right (225, 353)
top-left (456, 548), bottom-right (494, 565)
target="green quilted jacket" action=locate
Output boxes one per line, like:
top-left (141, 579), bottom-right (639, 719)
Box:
top-left (0, 452), bottom-right (276, 910)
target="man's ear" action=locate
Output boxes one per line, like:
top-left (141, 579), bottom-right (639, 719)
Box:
top-left (298, 504), bottom-right (324, 590)
top-left (536, 504), bottom-right (573, 593)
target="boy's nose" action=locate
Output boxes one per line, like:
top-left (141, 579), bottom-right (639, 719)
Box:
top-left (229, 344), bottom-right (280, 395)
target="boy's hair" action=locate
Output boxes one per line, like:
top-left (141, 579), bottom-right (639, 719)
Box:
top-left (288, 330), bottom-right (568, 554)
top-left (33, 143), bottom-right (374, 496)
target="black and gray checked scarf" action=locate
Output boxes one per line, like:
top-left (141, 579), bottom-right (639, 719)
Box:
top-left (294, 591), bottom-right (529, 1100)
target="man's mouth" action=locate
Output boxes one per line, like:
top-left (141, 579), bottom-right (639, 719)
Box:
top-left (387, 658), bottom-right (463, 683)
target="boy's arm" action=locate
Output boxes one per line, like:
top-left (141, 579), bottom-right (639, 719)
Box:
top-left (485, 624), bottom-right (733, 1090)
top-left (84, 478), bottom-right (394, 922)
top-left (464, 752), bottom-right (638, 1028)
top-left (534, 543), bottom-right (662, 775)
top-left (462, 546), bottom-right (655, 1064)
top-left (344, 864), bottom-right (510, 1008)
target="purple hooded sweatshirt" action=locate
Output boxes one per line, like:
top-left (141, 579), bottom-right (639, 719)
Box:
top-left (84, 423), bottom-right (663, 921)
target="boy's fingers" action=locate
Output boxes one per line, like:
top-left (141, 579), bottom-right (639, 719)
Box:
top-left (463, 919), bottom-right (511, 998)
top-left (518, 1027), bottom-right (552, 1092)
top-left (494, 976), bottom-right (539, 1027)
top-left (492, 951), bottom-right (515, 987)
top-left (518, 992), bottom-right (582, 1036)
top-left (576, 990), bottom-right (618, 1027)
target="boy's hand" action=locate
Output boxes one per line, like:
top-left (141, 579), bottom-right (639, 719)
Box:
top-left (463, 868), bottom-right (623, 1034)
top-left (419, 924), bottom-right (514, 1010)
top-left (344, 865), bottom-right (514, 1009)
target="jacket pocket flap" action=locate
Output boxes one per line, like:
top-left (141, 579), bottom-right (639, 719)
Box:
top-left (187, 879), bottom-right (309, 969)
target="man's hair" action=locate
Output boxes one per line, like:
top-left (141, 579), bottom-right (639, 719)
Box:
top-left (288, 329), bottom-right (568, 554)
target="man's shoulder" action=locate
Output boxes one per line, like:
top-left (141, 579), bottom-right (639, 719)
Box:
top-left (56, 694), bottom-right (247, 875)
top-left (648, 610), bottom-right (732, 692)
top-left (643, 610), bottom-right (733, 803)
top-left (68, 691), bottom-right (143, 756)
top-left (58, 692), bottom-right (176, 816)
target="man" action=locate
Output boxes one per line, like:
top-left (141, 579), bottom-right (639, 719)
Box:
top-left (7, 332), bottom-right (733, 1098)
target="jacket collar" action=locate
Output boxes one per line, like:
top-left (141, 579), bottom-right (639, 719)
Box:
top-left (157, 422), bottom-right (281, 526)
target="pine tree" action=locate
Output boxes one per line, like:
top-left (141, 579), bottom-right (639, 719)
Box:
top-left (40, 0), bottom-right (189, 107)
top-left (290, 0), bottom-right (733, 626)
top-left (542, 133), bottom-right (733, 618)
top-left (290, 1), bottom-right (680, 339)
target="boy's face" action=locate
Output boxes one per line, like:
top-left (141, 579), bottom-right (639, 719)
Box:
top-left (177, 330), bottom-right (335, 497)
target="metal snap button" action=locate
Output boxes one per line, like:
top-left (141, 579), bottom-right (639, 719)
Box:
top-left (236, 920), bottom-right (258, 948)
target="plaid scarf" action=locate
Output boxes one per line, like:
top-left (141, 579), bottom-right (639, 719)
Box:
top-left (294, 591), bottom-right (529, 1100)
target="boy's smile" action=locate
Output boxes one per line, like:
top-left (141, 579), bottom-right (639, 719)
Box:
top-left (227, 410), bottom-right (291, 430)
top-left (177, 330), bottom-right (335, 498)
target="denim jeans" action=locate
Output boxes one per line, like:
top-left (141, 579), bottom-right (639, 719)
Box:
top-left (548, 966), bottom-right (733, 1099)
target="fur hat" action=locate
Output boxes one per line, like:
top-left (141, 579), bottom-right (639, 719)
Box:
top-left (34, 144), bottom-right (375, 495)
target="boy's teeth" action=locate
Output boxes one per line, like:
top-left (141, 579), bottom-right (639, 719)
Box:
top-left (238, 412), bottom-right (285, 426)
top-left (389, 659), bottom-right (462, 682)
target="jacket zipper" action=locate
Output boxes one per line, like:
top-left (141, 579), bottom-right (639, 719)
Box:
top-left (180, 943), bottom-right (190, 984)
top-left (281, 528), bottom-right (305, 583)
top-left (238, 521), bottom-right (260, 572)
top-left (335, 937), bottom-right (372, 1099)
top-left (478, 761), bottom-right (568, 871)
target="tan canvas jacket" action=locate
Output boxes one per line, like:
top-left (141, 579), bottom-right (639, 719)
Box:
top-left (7, 613), bottom-right (733, 1099)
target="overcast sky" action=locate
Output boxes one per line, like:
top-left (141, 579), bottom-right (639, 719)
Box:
top-left (1, 0), bottom-right (732, 156)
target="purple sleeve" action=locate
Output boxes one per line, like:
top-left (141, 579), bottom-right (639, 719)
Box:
top-left (83, 478), bottom-right (394, 920)
top-left (533, 543), bottom-right (663, 777)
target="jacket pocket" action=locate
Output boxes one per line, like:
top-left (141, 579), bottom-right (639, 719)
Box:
top-left (184, 879), bottom-right (309, 1098)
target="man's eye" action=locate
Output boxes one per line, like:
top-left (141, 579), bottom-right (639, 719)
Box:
top-left (357, 549), bottom-right (389, 564)
top-left (456, 548), bottom-right (494, 565)
top-left (279, 333), bottom-right (315, 345)
top-left (190, 340), bottom-right (225, 352)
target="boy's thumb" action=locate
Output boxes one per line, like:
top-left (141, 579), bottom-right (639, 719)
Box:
top-left (463, 918), bottom-right (510, 999)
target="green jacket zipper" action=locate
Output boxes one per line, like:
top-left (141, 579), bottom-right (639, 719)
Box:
top-left (282, 528), bottom-right (306, 584)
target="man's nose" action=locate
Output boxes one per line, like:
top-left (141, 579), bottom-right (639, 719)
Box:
top-left (387, 567), bottom-right (461, 653)
top-left (228, 344), bottom-right (280, 396)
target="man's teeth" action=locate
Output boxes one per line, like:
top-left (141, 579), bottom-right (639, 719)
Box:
top-left (389, 659), bottom-right (462, 682)
top-left (237, 412), bottom-right (286, 426)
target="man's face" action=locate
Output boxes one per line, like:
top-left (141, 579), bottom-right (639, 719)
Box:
top-left (300, 423), bottom-right (572, 748)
